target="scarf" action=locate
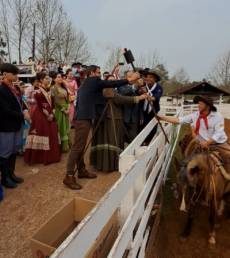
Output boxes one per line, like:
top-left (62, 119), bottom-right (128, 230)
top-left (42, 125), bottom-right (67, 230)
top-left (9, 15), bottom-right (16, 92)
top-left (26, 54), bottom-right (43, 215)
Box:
top-left (195, 112), bottom-right (209, 135)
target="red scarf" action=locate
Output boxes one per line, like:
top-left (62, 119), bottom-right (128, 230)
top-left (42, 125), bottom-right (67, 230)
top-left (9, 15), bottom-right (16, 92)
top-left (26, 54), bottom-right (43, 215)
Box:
top-left (194, 111), bottom-right (209, 135)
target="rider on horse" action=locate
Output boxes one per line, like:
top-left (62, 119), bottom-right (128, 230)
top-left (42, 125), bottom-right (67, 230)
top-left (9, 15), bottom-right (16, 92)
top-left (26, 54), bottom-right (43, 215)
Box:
top-left (158, 95), bottom-right (230, 172)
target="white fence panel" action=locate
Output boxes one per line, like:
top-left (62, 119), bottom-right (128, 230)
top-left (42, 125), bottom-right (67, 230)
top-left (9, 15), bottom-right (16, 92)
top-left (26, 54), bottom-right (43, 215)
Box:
top-left (50, 106), bottom-right (183, 258)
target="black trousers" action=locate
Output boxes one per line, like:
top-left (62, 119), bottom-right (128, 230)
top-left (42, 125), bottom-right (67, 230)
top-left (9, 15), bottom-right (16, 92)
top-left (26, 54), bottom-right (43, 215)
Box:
top-left (0, 154), bottom-right (17, 180)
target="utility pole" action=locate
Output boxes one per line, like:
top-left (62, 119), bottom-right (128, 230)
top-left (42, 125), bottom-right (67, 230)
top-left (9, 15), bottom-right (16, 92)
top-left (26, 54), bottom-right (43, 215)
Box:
top-left (32, 23), bottom-right (36, 61)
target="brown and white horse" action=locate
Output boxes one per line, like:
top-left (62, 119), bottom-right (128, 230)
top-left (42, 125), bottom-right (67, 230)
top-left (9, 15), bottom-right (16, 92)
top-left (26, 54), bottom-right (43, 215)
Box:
top-left (175, 135), bottom-right (230, 245)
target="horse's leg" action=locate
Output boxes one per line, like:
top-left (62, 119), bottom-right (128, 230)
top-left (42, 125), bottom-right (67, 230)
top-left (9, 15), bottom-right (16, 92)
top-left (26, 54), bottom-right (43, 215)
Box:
top-left (208, 199), bottom-right (217, 245)
top-left (181, 203), bottom-right (195, 239)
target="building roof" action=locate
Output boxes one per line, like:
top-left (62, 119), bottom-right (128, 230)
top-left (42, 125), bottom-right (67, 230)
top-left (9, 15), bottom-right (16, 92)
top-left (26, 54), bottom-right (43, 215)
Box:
top-left (168, 81), bottom-right (230, 96)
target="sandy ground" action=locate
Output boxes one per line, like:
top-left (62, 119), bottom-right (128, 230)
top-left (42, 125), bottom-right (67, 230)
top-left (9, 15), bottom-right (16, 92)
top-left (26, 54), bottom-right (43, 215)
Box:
top-left (0, 153), bottom-right (120, 258)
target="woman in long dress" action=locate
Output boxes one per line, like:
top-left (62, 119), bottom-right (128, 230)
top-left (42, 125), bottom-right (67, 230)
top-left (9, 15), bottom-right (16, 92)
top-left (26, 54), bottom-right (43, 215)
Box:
top-left (90, 75), bottom-right (147, 172)
top-left (65, 69), bottom-right (78, 124)
top-left (24, 72), bottom-right (61, 165)
top-left (51, 73), bottom-right (71, 152)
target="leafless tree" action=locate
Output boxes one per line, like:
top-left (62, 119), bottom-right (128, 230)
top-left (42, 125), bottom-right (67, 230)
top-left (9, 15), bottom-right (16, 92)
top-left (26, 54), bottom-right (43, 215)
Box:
top-left (208, 50), bottom-right (230, 88)
top-left (73, 30), bottom-right (92, 63)
top-left (104, 47), bottom-right (123, 71)
top-left (33, 0), bottom-right (64, 62)
top-left (10, 0), bottom-right (33, 63)
top-left (171, 67), bottom-right (189, 84)
top-left (0, 0), bottom-right (12, 62)
top-left (135, 50), bottom-right (162, 69)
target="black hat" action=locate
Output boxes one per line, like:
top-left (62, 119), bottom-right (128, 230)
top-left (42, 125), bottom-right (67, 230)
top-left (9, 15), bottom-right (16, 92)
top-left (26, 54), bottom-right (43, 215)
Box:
top-left (140, 68), bottom-right (161, 82)
top-left (0, 63), bottom-right (19, 74)
top-left (193, 95), bottom-right (217, 112)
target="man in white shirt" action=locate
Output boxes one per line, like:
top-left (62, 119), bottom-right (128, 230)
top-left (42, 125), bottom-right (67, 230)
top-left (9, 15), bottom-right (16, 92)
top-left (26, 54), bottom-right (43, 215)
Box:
top-left (158, 95), bottom-right (230, 171)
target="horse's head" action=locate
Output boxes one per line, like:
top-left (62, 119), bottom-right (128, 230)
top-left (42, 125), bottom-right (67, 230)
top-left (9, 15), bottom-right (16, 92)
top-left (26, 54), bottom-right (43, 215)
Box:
top-left (185, 154), bottom-right (207, 188)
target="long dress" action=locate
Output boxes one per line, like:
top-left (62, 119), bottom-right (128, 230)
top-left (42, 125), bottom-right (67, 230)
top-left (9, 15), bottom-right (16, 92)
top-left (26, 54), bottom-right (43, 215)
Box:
top-left (65, 79), bottom-right (78, 123)
top-left (52, 85), bottom-right (71, 152)
top-left (24, 87), bottom-right (61, 165)
top-left (90, 89), bottom-right (140, 172)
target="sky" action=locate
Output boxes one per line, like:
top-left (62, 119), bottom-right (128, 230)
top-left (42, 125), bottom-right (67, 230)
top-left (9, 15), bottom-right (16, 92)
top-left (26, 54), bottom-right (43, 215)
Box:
top-left (63, 0), bottom-right (230, 81)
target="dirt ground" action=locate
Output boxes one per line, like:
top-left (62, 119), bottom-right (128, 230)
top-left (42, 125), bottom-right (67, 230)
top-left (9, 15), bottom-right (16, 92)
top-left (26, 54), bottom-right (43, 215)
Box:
top-left (0, 153), bottom-right (120, 258)
top-left (153, 120), bottom-right (230, 258)
top-left (1, 121), bottom-right (230, 258)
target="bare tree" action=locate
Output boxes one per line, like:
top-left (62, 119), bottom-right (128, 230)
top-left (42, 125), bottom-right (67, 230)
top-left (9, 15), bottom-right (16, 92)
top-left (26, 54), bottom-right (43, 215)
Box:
top-left (73, 30), bottom-right (92, 63)
top-left (0, 0), bottom-right (12, 62)
top-left (105, 47), bottom-right (123, 71)
top-left (0, 31), bottom-right (8, 63)
top-left (135, 50), bottom-right (161, 69)
top-left (171, 67), bottom-right (189, 84)
top-left (33, 0), bottom-right (64, 62)
top-left (208, 50), bottom-right (230, 88)
top-left (10, 0), bottom-right (33, 63)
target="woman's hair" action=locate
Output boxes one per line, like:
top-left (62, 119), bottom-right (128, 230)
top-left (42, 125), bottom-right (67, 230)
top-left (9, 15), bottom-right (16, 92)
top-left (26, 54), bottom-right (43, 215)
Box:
top-left (0, 63), bottom-right (19, 74)
top-left (66, 68), bottom-right (72, 75)
top-left (50, 72), bottom-right (68, 94)
top-left (37, 72), bottom-right (48, 82)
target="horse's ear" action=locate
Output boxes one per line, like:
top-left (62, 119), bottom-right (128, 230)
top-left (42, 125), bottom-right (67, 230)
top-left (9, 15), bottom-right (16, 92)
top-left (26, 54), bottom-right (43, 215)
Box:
top-left (190, 165), bottom-right (200, 175)
top-left (174, 157), bottom-right (181, 171)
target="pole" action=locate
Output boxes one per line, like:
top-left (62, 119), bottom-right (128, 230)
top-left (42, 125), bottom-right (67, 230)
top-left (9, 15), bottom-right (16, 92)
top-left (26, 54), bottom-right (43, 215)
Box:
top-left (32, 23), bottom-right (36, 61)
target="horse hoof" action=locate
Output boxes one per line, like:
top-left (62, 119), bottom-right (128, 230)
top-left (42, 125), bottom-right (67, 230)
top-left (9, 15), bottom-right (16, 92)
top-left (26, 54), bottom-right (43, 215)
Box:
top-left (208, 236), bottom-right (216, 245)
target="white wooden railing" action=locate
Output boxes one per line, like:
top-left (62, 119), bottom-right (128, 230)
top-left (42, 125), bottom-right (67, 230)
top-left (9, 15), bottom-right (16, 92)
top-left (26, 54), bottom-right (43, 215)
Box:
top-left (50, 102), bottom-right (230, 258)
top-left (50, 106), bottom-right (181, 258)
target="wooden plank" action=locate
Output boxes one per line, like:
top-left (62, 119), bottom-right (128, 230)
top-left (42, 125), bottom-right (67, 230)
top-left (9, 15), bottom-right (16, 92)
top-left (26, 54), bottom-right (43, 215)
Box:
top-left (107, 149), bottom-right (166, 258)
top-left (128, 167), bottom-right (165, 258)
top-left (138, 227), bottom-right (150, 258)
top-left (120, 119), bottom-right (157, 157)
top-left (51, 159), bottom-right (147, 258)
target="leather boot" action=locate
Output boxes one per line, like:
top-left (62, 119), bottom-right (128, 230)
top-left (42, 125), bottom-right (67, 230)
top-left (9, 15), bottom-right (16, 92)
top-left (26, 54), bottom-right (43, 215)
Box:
top-left (0, 157), bottom-right (17, 189)
top-left (63, 175), bottom-right (82, 190)
top-left (78, 169), bottom-right (97, 179)
top-left (8, 154), bottom-right (24, 184)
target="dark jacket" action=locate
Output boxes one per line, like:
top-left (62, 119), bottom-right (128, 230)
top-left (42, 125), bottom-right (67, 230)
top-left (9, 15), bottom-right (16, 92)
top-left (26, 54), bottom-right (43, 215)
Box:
top-left (140, 83), bottom-right (163, 118)
top-left (75, 77), bottom-right (129, 120)
top-left (0, 83), bottom-right (24, 132)
top-left (117, 85), bottom-right (140, 124)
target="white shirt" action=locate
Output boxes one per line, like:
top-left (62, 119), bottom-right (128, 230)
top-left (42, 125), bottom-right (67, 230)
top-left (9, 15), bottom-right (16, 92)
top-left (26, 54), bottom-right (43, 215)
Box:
top-left (179, 111), bottom-right (227, 143)
top-left (144, 83), bottom-right (157, 113)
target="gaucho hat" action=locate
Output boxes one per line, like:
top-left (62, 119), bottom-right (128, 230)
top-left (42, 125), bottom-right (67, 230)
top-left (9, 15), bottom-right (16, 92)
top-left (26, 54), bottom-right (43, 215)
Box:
top-left (193, 95), bottom-right (217, 112)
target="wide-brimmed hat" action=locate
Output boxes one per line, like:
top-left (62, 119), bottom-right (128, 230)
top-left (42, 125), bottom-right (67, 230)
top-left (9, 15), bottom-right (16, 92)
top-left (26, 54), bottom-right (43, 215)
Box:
top-left (140, 68), bottom-right (161, 82)
top-left (193, 95), bottom-right (217, 112)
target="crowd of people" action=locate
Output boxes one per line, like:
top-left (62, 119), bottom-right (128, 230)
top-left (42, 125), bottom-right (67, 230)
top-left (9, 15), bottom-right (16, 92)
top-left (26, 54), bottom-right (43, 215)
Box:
top-left (0, 60), bottom-right (163, 196)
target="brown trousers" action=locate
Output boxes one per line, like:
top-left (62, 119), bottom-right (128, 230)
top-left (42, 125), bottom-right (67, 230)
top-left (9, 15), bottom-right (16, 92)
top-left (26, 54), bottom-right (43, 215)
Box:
top-left (66, 120), bottom-right (91, 176)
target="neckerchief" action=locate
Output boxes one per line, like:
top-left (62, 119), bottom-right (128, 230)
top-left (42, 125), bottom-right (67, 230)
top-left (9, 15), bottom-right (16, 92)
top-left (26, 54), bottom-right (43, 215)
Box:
top-left (195, 111), bottom-right (209, 135)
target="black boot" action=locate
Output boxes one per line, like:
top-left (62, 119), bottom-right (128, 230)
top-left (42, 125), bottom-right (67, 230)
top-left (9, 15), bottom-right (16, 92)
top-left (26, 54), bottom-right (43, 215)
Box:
top-left (0, 157), bottom-right (17, 189)
top-left (8, 154), bottom-right (24, 184)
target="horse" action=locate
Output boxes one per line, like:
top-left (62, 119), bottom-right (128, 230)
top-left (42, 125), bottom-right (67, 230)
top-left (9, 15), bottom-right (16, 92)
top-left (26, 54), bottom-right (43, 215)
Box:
top-left (175, 134), bottom-right (230, 245)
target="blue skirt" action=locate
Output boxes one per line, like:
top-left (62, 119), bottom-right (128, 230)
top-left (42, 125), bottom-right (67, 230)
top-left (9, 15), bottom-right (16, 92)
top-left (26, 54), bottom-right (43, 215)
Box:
top-left (0, 128), bottom-right (23, 158)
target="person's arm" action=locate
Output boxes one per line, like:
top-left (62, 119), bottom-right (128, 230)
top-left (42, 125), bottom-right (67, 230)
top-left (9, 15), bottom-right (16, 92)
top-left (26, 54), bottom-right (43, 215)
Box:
top-left (112, 92), bottom-right (147, 105)
top-left (0, 93), bottom-right (24, 121)
top-left (97, 72), bottom-right (140, 89)
top-left (157, 115), bottom-right (180, 124)
top-left (98, 79), bottom-right (129, 89)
